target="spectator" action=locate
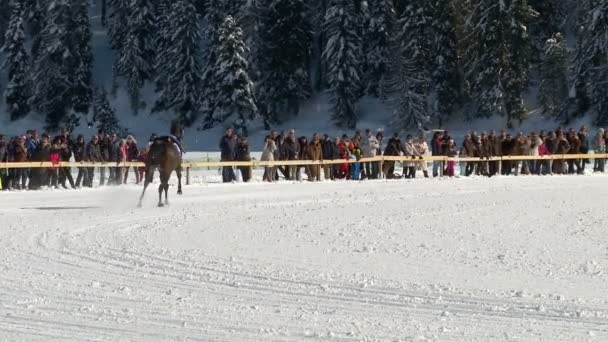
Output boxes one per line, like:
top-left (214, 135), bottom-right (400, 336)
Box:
top-left (274, 131), bottom-right (289, 180)
top-left (593, 128), bottom-right (606, 172)
top-left (374, 130), bottom-right (384, 179)
top-left (59, 136), bottom-right (75, 189)
top-left (413, 134), bottom-right (429, 178)
top-left (297, 136), bottom-right (310, 181)
top-left (361, 129), bottom-right (379, 179)
top-left (383, 133), bottom-right (402, 179)
top-left (444, 139), bottom-right (457, 177)
top-left (49, 137), bottom-right (62, 188)
top-left (431, 132), bottom-right (443, 177)
top-left (578, 126), bottom-right (589, 173)
top-left (261, 135), bottom-right (277, 182)
top-left (402, 135), bottom-right (418, 179)
top-left (235, 135), bottom-right (252, 183)
top-left (332, 137), bottom-right (341, 179)
top-left (125, 135), bottom-right (140, 184)
top-left (321, 134), bottom-right (334, 180)
top-left (99, 132), bottom-right (112, 186)
top-left (85, 135), bottom-right (102, 187)
top-left (309, 133), bottom-right (323, 182)
top-left (554, 132), bottom-right (571, 174)
top-left (219, 128), bottom-right (236, 183)
top-left (280, 129), bottom-right (299, 180)
top-left (350, 141), bottom-right (362, 180)
top-left (116, 138), bottom-right (128, 184)
top-left (73, 135), bottom-right (86, 188)
top-left (538, 135), bottom-right (552, 175)
top-left (29, 134), bottom-right (51, 190)
top-left (567, 132), bottom-right (582, 174)
top-left (11, 136), bottom-right (28, 190)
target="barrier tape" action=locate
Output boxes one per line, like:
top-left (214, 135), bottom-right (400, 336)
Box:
top-left (0, 154), bottom-right (605, 169)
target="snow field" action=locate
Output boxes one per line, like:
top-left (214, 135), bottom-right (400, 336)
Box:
top-left (1, 176), bottom-right (608, 341)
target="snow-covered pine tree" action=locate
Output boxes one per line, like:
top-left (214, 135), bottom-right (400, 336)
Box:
top-left (2, 0), bottom-right (31, 121)
top-left (200, 0), bottom-right (225, 127)
top-left (385, 55), bottom-right (429, 131)
top-left (504, 0), bottom-right (535, 126)
top-left (259, 0), bottom-right (313, 121)
top-left (212, 15), bottom-right (257, 135)
top-left (153, 0), bottom-right (172, 94)
top-left (113, 0), bottom-right (156, 114)
top-left (94, 87), bottom-right (122, 134)
top-left (153, 0), bottom-right (204, 125)
top-left (539, 33), bottom-right (569, 121)
top-left (30, 0), bottom-right (74, 130)
top-left (108, 0), bottom-right (128, 96)
top-left (310, 0), bottom-right (330, 92)
top-left (528, 0), bottom-right (563, 61)
top-left (393, 0), bottom-right (431, 93)
top-left (239, 0), bottom-right (272, 128)
top-left (356, 0), bottom-right (370, 98)
top-left (69, 0), bottom-right (93, 115)
top-left (323, 0), bottom-right (362, 129)
top-left (25, 0), bottom-right (45, 61)
top-left (572, 1), bottom-right (608, 126)
top-left (364, 0), bottom-right (396, 98)
top-left (428, 0), bottom-right (460, 127)
top-left (464, 0), bottom-right (535, 127)
top-left (0, 0), bottom-right (9, 49)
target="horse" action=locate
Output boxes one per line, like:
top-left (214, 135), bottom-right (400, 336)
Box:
top-left (138, 139), bottom-right (183, 207)
top-left (138, 120), bottom-right (185, 207)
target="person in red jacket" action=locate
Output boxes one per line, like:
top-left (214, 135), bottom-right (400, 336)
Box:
top-left (537, 136), bottom-right (551, 175)
top-left (49, 137), bottom-right (62, 188)
top-left (116, 139), bottom-right (128, 184)
top-left (124, 135), bottom-right (140, 184)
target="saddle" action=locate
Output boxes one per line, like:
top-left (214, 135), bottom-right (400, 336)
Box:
top-left (155, 135), bottom-right (183, 157)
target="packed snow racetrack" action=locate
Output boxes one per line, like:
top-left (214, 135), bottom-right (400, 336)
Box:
top-left (1, 177), bottom-right (608, 341)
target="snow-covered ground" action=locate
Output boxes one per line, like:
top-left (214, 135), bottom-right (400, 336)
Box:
top-left (2, 176), bottom-right (608, 341)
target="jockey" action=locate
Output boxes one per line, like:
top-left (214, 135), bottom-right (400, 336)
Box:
top-left (154, 134), bottom-right (184, 158)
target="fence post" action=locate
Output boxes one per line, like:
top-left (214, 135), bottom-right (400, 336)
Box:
top-left (186, 167), bottom-right (190, 185)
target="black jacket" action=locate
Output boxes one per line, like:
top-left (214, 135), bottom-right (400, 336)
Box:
top-left (384, 138), bottom-right (402, 156)
top-left (86, 142), bottom-right (102, 162)
top-left (321, 139), bottom-right (334, 160)
top-left (281, 138), bottom-right (299, 160)
top-left (220, 135), bottom-right (236, 161)
top-left (235, 142), bottom-right (251, 161)
top-left (73, 142), bottom-right (86, 162)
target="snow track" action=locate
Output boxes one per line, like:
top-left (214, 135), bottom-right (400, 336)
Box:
top-left (1, 177), bottom-right (608, 341)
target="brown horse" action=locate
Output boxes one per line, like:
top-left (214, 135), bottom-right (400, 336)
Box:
top-left (138, 139), bottom-right (183, 207)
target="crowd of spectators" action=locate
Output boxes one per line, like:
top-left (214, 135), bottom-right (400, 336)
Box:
top-left (1, 125), bottom-right (606, 190)
top-left (0, 128), bottom-right (143, 190)
top-left (219, 125), bottom-right (606, 183)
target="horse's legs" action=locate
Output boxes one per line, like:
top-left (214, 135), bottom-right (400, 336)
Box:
top-left (176, 167), bottom-right (183, 195)
top-left (164, 180), bottom-right (169, 205)
top-left (158, 173), bottom-right (165, 207)
top-left (138, 167), bottom-right (153, 207)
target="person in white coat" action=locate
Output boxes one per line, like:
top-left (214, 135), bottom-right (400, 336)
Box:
top-left (361, 129), bottom-right (380, 179)
top-left (401, 135), bottom-right (420, 179)
top-left (413, 134), bottom-right (430, 178)
top-left (261, 136), bottom-right (277, 182)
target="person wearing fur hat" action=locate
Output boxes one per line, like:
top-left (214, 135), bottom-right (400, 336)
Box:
top-left (401, 135), bottom-right (418, 179)
top-left (383, 133), bottom-right (402, 179)
top-left (593, 128), bottom-right (606, 172)
top-left (413, 134), bottom-right (429, 178)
